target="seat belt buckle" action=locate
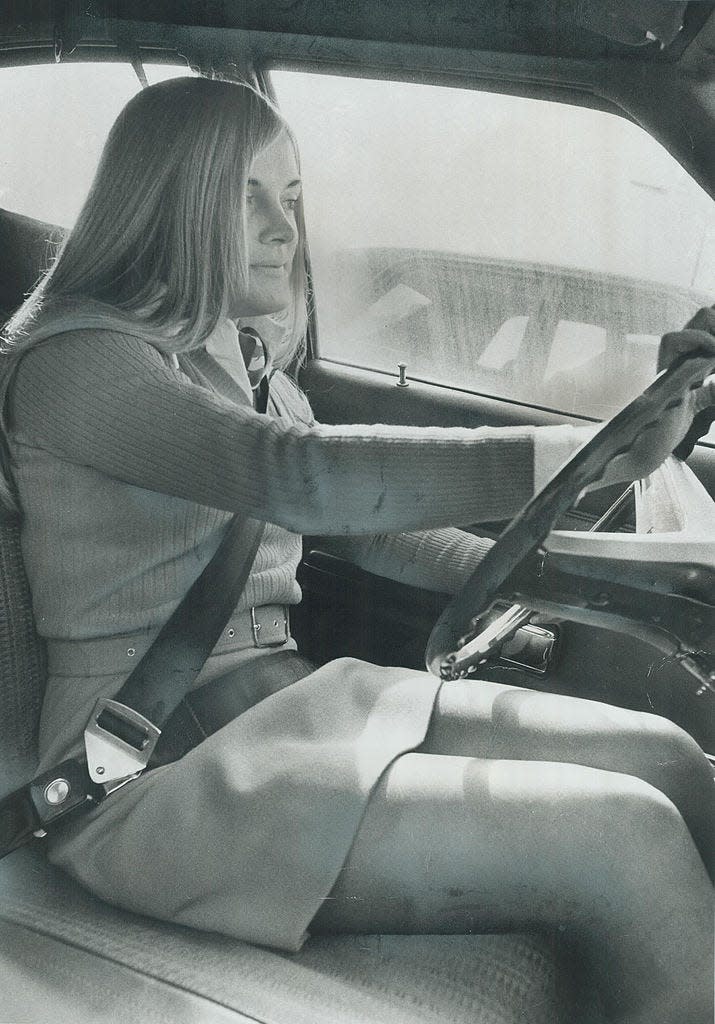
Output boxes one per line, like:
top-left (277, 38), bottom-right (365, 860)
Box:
top-left (0, 758), bottom-right (101, 859)
top-left (84, 698), bottom-right (161, 791)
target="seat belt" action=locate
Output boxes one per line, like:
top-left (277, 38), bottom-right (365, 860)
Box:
top-left (0, 350), bottom-right (272, 860)
top-left (0, 511), bottom-right (266, 858)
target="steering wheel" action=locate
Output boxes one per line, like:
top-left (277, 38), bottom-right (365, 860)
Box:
top-left (425, 351), bottom-right (715, 681)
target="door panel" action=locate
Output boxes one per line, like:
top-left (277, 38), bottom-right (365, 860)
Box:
top-left (301, 358), bottom-right (715, 502)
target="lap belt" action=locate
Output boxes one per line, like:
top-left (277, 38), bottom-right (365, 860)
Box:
top-left (0, 512), bottom-right (267, 859)
top-left (46, 605), bottom-right (291, 677)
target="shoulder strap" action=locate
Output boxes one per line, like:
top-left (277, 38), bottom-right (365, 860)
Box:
top-left (0, 510), bottom-right (266, 858)
top-left (108, 514), bottom-right (265, 732)
top-left (79, 369), bottom-right (271, 786)
top-left (0, 360), bottom-right (272, 856)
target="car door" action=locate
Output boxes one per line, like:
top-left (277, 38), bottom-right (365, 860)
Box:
top-left (267, 67), bottom-right (715, 740)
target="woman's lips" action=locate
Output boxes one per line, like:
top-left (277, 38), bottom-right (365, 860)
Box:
top-left (252, 263), bottom-right (288, 276)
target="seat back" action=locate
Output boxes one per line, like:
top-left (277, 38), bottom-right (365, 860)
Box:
top-left (0, 512), bottom-right (46, 794)
top-left (0, 208), bottom-right (64, 795)
top-left (0, 207), bottom-right (64, 322)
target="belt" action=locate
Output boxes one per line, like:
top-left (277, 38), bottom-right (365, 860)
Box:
top-left (47, 605), bottom-right (291, 677)
top-left (1, 475), bottom-right (270, 861)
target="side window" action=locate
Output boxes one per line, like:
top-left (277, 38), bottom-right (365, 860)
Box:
top-left (1, 62), bottom-right (193, 227)
top-left (271, 71), bottom-right (715, 438)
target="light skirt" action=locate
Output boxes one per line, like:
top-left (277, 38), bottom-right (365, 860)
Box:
top-left (41, 651), bottom-right (442, 951)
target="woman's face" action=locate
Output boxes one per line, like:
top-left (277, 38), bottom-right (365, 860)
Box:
top-left (237, 130), bottom-right (301, 317)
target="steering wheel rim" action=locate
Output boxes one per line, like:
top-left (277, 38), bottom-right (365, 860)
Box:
top-left (425, 351), bottom-right (715, 678)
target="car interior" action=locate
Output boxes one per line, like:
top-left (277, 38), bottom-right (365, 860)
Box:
top-left (1, 2), bottom-right (714, 1022)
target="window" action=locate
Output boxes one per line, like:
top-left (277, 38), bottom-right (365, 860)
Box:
top-left (272, 71), bottom-right (715, 437)
top-left (0, 61), bottom-right (193, 227)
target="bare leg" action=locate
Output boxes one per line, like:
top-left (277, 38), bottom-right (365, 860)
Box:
top-left (419, 679), bottom-right (714, 874)
top-left (312, 753), bottom-right (713, 1024)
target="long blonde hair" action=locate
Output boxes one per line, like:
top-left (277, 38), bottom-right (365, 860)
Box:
top-left (2, 77), bottom-right (307, 365)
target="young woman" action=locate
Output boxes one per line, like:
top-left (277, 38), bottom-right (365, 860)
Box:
top-left (2, 78), bottom-right (713, 1024)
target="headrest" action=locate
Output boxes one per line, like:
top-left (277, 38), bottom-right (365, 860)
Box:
top-left (0, 208), bottom-right (65, 322)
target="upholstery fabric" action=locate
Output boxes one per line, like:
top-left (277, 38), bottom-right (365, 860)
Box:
top-left (0, 207), bottom-right (64, 321)
top-left (0, 846), bottom-right (590, 1024)
top-left (0, 512), bottom-right (46, 795)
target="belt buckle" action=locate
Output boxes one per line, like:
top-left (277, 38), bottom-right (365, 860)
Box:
top-left (250, 606), bottom-right (289, 648)
top-left (84, 697), bottom-right (161, 790)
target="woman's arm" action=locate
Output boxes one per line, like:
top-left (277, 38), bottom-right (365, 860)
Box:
top-left (7, 329), bottom-right (590, 537)
top-left (319, 529), bottom-right (495, 595)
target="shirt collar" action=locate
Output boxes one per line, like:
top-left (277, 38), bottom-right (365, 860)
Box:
top-left (204, 318), bottom-right (270, 401)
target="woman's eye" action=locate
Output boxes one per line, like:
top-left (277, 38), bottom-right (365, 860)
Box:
top-left (283, 197), bottom-right (300, 211)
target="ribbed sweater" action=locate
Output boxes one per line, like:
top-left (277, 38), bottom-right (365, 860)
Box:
top-left (5, 323), bottom-right (587, 640)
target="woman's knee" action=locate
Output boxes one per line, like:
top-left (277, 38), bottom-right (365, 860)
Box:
top-left (650, 713), bottom-right (712, 772)
top-left (595, 769), bottom-right (690, 849)
top-left (626, 711), bottom-right (713, 796)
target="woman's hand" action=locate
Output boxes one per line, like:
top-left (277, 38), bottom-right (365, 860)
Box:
top-left (658, 307), bottom-right (715, 459)
top-left (594, 308), bottom-right (715, 490)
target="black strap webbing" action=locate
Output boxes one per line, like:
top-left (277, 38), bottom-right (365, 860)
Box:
top-left (0, 366), bottom-right (271, 858)
top-left (0, 511), bottom-right (265, 857)
top-left (113, 514), bottom-right (265, 730)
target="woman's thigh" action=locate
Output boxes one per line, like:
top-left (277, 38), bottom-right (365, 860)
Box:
top-left (420, 678), bottom-right (713, 870)
top-left (312, 752), bottom-right (712, 1024)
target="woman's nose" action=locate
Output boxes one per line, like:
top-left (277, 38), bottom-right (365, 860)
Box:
top-left (258, 199), bottom-right (297, 245)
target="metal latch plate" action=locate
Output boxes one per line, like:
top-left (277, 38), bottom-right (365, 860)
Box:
top-left (84, 698), bottom-right (161, 787)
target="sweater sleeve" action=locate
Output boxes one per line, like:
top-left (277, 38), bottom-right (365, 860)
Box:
top-left (318, 528), bottom-right (495, 595)
top-left (6, 330), bottom-right (582, 537)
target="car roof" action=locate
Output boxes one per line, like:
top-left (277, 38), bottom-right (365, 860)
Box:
top-left (0, 1), bottom-right (710, 61)
top-left (1, 1), bottom-right (714, 197)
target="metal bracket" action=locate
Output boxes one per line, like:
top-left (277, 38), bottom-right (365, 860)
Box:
top-left (445, 603), bottom-right (532, 677)
top-left (442, 601), bottom-right (558, 679)
top-left (52, 0), bottom-right (87, 63)
top-left (84, 698), bottom-right (161, 788)
top-left (495, 551), bottom-right (715, 696)
top-left (499, 622), bottom-right (559, 675)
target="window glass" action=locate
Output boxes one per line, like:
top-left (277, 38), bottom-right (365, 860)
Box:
top-left (0, 61), bottom-right (193, 226)
top-left (143, 63), bottom-right (194, 86)
top-left (272, 71), bottom-right (715, 437)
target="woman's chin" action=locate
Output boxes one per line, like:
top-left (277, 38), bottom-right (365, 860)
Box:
top-left (230, 294), bottom-right (292, 319)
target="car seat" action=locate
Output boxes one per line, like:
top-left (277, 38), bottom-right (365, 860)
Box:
top-left (0, 206), bottom-right (589, 1024)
